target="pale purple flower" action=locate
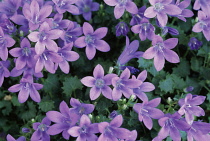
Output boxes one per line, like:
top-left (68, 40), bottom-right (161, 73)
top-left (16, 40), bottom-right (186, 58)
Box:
top-left (9, 38), bottom-right (36, 70)
top-left (98, 115), bottom-right (131, 141)
top-left (31, 117), bottom-right (51, 141)
top-left (133, 98), bottom-right (164, 130)
top-left (0, 14), bottom-right (16, 35)
top-left (69, 98), bottom-right (95, 117)
top-left (143, 35), bottom-right (180, 71)
top-left (144, 0), bottom-right (182, 26)
top-left (192, 11), bottom-right (210, 41)
top-left (103, 0), bottom-right (138, 19)
top-left (112, 68), bottom-right (142, 101)
top-left (6, 134), bottom-right (26, 141)
top-left (22, 0), bottom-right (52, 30)
top-left (178, 94), bottom-right (206, 124)
top-left (28, 22), bottom-right (63, 54)
top-left (68, 114), bottom-right (99, 141)
top-left (75, 0), bottom-right (100, 21)
top-left (46, 101), bottom-right (79, 140)
top-left (115, 21), bottom-right (130, 36)
top-left (130, 6), bottom-right (147, 26)
top-left (52, 0), bottom-right (79, 15)
top-left (74, 22), bottom-right (110, 60)
top-left (193, 0), bottom-right (210, 16)
top-left (0, 60), bottom-right (10, 87)
top-left (46, 13), bottom-right (70, 29)
top-left (8, 75), bottom-right (43, 103)
top-left (55, 42), bottom-right (79, 74)
top-left (0, 0), bottom-right (21, 18)
top-left (81, 64), bottom-right (117, 100)
top-left (121, 130), bottom-right (138, 141)
top-left (0, 27), bottom-right (15, 61)
top-left (132, 70), bottom-right (155, 102)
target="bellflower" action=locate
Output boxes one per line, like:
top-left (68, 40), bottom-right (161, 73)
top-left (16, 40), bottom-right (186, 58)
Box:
top-left (52, 0), bottom-right (79, 15)
top-left (143, 35), bottom-right (180, 71)
top-left (69, 98), bottom-right (95, 117)
top-left (31, 117), bottom-right (51, 141)
top-left (130, 6), bottom-right (147, 26)
top-left (156, 19), bottom-right (179, 36)
top-left (8, 75), bottom-right (43, 103)
top-left (152, 112), bottom-right (190, 141)
top-left (0, 27), bottom-right (15, 61)
top-left (68, 114), bottom-right (99, 141)
top-left (192, 10), bottom-right (210, 41)
top-left (178, 94), bottom-right (206, 124)
top-left (46, 101), bottom-right (79, 140)
top-left (188, 37), bottom-right (203, 50)
top-left (132, 70), bottom-right (155, 102)
top-left (109, 110), bottom-right (119, 119)
top-left (6, 134), bottom-right (26, 141)
top-left (55, 43), bottom-right (79, 74)
top-left (120, 66), bottom-right (139, 74)
top-left (22, 0), bottom-right (52, 30)
top-left (131, 18), bottom-right (155, 41)
top-left (22, 128), bottom-right (30, 133)
top-left (120, 130), bottom-right (138, 141)
top-left (75, 0), bottom-right (100, 21)
top-left (112, 68), bottom-right (142, 101)
top-left (103, 0), bottom-right (138, 19)
top-left (0, 0), bottom-right (21, 18)
top-left (28, 22), bottom-right (63, 54)
top-left (98, 115), bottom-right (131, 141)
top-left (75, 22), bottom-right (110, 60)
top-left (133, 98), bottom-right (164, 130)
top-left (0, 60), bottom-right (10, 87)
top-left (115, 21), bottom-right (130, 36)
top-left (193, 0), bottom-right (210, 16)
top-left (9, 38), bottom-right (36, 70)
top-left (144, 0), bottom-right (182, 26)
top-left (0, 14), bottom-right (16, 35)
top-left (81, 64), bottom-right (117, 100)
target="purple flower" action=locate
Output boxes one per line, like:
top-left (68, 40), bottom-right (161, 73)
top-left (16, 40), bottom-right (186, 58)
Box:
top-left (120, 66), bottom-right (140, 74)
top-left (156, 19), bottom-right (179, 36)
top-left (104, 0), bottom-right (138, 19)
top-left (112, 68), bottom-right (142, 101)
top-left (152, 112), bottom-right (190, 141)
top-left (121, 130), bottom-right (138, 141)
top-left (0, 60), bottom-right (10, 87)
top-left (132, 70), bottom-right (155, 102)
top-left (75, 22), bottom-right (110, 60)
top-left (98, 115), bottom-right (131, 140)
top-left (46, 101), bottom-right (79, 140)
top-left (69, 98), bottom-right (95, 117)
top-left (8, 75), bottom-right (43, 103)
top-left (115, 21), bottom-right (130, 36)
top-left (68, 114), bottom-right (99, 141)
top-left (75, 0), bottom-right (100, 21)
top-left (22, 0), bottom-right (52, 30)
top-left (188, 37), bottom-right (203, 50)
top-left (184, 86), bottom-right (194, 92)
top-left (55, 43), bottom-right (79, 74)
top-left (6, 134), bottom-right (26, 141)
top-left (31, 117), bottom-right (51, 141)
top-left (130, 6), bottom-right (147, 26)
top-left (193, 0), bottom-right (210, 16)
top-left (52, 0), bottom-right (79, 15)
top-left (117, 36), bottom-right (143, 66)
top-left (46, 13), bottom-right (70, 29)
top-left (81, 64), bottom-right (117, 100)
top-left (192, 10), bottom-right (210, 41)
top-left (178, 94), bottom-right (206, 124)
top-left (0, 0), bottom-right (21, 18)
top-left (9, 38), bottom-right (36, 70)
top-left (0, 27), bottom-right (15, 61)
top-left (131, 18), bottom-right (155, 41)
top-left (0, 14), bottom-right (16, 35)
top-left (133, 98), bottom-right (164, 130)
top-left (109, 110), bottom-right (119, 119)
top-left (144, 0), bottom-right (182, 26)
top-left (28, 22), bottom-right (63, 54)
top-left (143, 35), bottom-right (180, 71)
top-left (22, 128), bottom-right (30, 133)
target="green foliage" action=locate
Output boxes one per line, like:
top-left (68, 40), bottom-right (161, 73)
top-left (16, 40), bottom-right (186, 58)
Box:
top-left (95, 97), bottom-right (113, 115)
top-left (42, 74), bottom-right (60, 95)
top-left (159, 75), bottom-right (174, 93)
top-left (172, 59), bottom-right (190, 77)
top-left (38, 100), bottom-right (55, 112)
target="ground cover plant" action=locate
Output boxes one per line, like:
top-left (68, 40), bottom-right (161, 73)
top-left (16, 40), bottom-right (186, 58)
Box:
top-left (0, 0), bottom-right (210, 140)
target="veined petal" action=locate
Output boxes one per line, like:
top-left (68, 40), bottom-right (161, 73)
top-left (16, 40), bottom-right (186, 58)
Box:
top-left (18, 87), bottom-right (29, 103)
top-left (28, 32), bottom-right (39, 42)
top-left (112, 88), bottom-right (122, 101)
top-left (140, 82), bottom-right (155, 92)
top-left (68, 126), bottom-right (80, 137)
top-left (29, 85), bottom-right (41, 103)
top-left (74, 36), bottom-right (86, 48)
top-left (192, 23), bottom-right (203, 32)
top-left (8, 84), bottom-right (22, 92)
top-left (157, 12), bottom-right (168, 27)
top-left (110, 115), bottom-right (123, 127)
top-left (101, 85), bottom-right (112, 100)
top-left (95, 40), bottom-right (110, 52)
top-left (93, 64), bottom-right (104, 78)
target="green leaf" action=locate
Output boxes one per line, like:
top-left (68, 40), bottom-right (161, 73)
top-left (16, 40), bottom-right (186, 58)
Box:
top-left (159, 75), bottom-right (174, 93)
top-left (38, 100), bottom-right (55, 112)
top-left (138, 58), bottom-right (153, 69)
top-left (43, 74), bottom-right (60, 95)
top-left (190, 57), bottom-right (203, 72)
top-left (172, 59), bottom-right (190, 77)
top-left (11, 95), bottom-right (21, 106)
top-left (19, 102), bottom-right (37, 121)
top-left (170, 74), bottom-right (186, 90)
top-left (95, 97), bottom-right (113, 115)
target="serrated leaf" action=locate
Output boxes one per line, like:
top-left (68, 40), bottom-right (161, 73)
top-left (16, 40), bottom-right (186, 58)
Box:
top-left (38, 100), bottom-right (55, 112)
top-left (19, 102), bottom-right (37, 121)
top-left (172, 59), bottom-right (190, 77)
top-left (170, 74), bottom-right (186, 90)
top-left (159, 75), bottom-right (174, 93)
top-left (11, 95), bottom-right (21, 106)
top-left (138, 58), bottom-right (153, 69)
top-left (43, 74), bottom-right (60, 94)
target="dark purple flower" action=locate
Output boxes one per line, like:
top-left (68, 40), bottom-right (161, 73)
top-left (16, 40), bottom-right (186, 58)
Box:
top-left (22, 128), bottom-right (31, 133)
top-left (120, 66), bottom-right (140, 74)
top-left (75, 22), bottom-right (110, 60)
top-left (0, 0), bottom-right (21, 18)
top-left (98, 115), bottom-right (131, 140)
top-left (52, 0), bottom-right (79, 15)
top-left (46, 101), bottom-right (79, 140)
top-left (68, 114), bottom-right (99, 141)
top-left (133, 98), bottom-right (164, 130)
top-left (144, 0), bottom-right (182, 26)
top-left (75, 0), bottom-right (100, 21)
top-left (188, 37), bottom-right (203, 50)
top-left (31, 117), bottom-right (51, 141)
top-left (132, 70), bottom-right (155, 102)
top-left (6, 134), bottom-right (26, 141)
top-left (0, 14), bottom-right (16, 35)
top-left (0, 60), bottom-right (10, 87)
top-left (81, 64), bottom-right (117, 100)
top-left (8, 75), bottom-right (43, 103)
top-left (143, 35), bottom-right (180, 71)
top-left (178, 94), bottom-right (206, 124)
top-left (130, 6), bottom-right (147, 26)
top-left (28, 22), bottom-right (63, 54)
top-left (104, 0), bottom-right (138, 19)
top-left (156, 19), bottom-right (179, 36)
top-left (109, 110), bottom-right (119, 119)
top-left (115, 21), bottom-right (130, 36)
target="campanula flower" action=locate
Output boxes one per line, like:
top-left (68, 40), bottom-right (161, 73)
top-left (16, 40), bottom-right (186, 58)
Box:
top-left (115, 21), bottom-right (130, 36)
top-left (130, 6), bottom-right (147, 26)
top-left (188, 37), bottom-right (203, 50)
top-left (52, 0), bottom-right (79, 15)
top-left (6, 134), bottom-right (26, 141)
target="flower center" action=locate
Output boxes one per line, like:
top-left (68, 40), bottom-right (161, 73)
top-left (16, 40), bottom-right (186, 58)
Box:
top-left (83, 5), bottom-right (90, 13)
top-left (166, 119), bottom-right (175, 127)
top-left (42, 53), bottom-right (48, 61)
top-left (79, 125), bottom-right (88, 134)
top-left (58, 0), bottom-right (66, 8)
top-left (141, 23), bottom-right (150, 31)
top-left (63, 118), bottom-right (71, 124)
top-left (39, 31), bottom-right (47, 41)
top-left (116, 79), bottom-right (124, 89)
top-left (95, 79), bottom-right (105, 88)
top-left (79, 107), bottom-right (85, 114)
top-left (199, 21), bottom-right (207, 29)
top-left (118, 0), bottom-right (127, 6)
top-left (154, 42), bottom-right (164, 52)
top-left (23, 83), bottom-right (30, 90)
top-left (38, 124), bottom-right (48, 132)
top-left (85, 35), bottom-right (95, 44)
top-left (22, 47), bottom-right (31, 56)
top-left (154, 3), bottom-right (164, 12)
